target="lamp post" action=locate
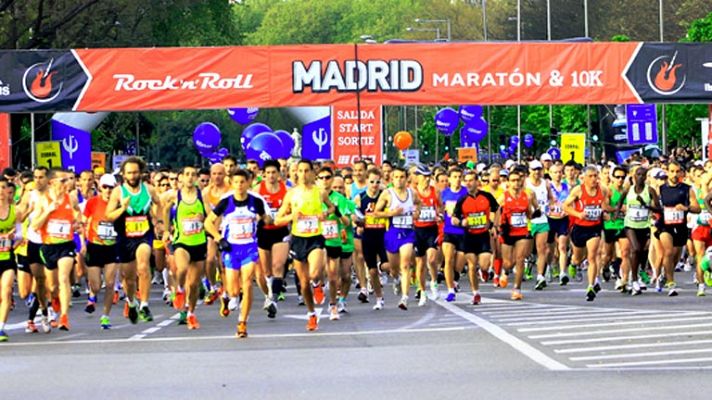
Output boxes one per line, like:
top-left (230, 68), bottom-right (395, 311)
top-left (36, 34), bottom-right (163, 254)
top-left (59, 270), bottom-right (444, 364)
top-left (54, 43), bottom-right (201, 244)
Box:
top-left (414, 18), bottom-right (451, 42)
top-left (406, 26), bottom-right (441, 40)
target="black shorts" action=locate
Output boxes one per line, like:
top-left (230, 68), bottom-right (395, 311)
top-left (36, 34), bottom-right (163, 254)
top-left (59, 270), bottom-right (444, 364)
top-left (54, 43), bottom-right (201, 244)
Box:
top-left (117, 235), bottom-right (153, 263)
top-left (414, 226), bottom-right (439, 257)
top-left (16, 254), bottom-right (30, 273)
top-left (604, 228), bottom-right (626, 244)
top-left (85, 243), bottom-right (119, 267)
top-left (464, 232), bottom-right (492, 255)
top-left (174, 242), bottom-right (207, 262)
top-left (443, 233), bottom-right (465, 252)
top-left (655, 224), bottom-right (688, 247)
top-left (0, 259), bottom-right (16, 275)
top-left (625, 227), bottom-right (651, 248)
top-left (547, 217), bottom-right (569, 244)
top-left (363, 229), bottom-right (387, 270)
top-left (40, 242), bottom-right (76, 270)
top-left (501, 234), bottom-right (530, 247)
top-left (290, 235), bottom-right (325, 263)
top-left (570, 224), bottom-right (602, 248)
top-left (340, 251), bottom-right (353, 260)
top-left (257, 227), bottom-right (291, 251)
top-left (326, 245), bottom-right (342, 259)
top-left (27, 241), bottom-right (44, 265)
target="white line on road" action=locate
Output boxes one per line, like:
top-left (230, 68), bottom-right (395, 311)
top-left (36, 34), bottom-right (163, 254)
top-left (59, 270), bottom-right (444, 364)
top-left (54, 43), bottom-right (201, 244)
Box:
top-left (436, 300), bottom-right (569, 371)
top-left (480, 305), bottom-right (573, 315)
top-left (519, 316), bottom-right (712, 333)
top-left (528, 322), bottom-right (712, 339)
top-left (481, 307), bottom-right (586, 318)
top-left (129, 312), bottom-right (180, 340)
top-left (500, 310), bottom-right (667, 324)
top-left (587, 356), bottom-right (712, 368)
top-left (570, 347), bottom-right (712, 361)
top-left (555, 339), bottom-right (712, 354)
top-left (540, 330), bottom-right (712, 345)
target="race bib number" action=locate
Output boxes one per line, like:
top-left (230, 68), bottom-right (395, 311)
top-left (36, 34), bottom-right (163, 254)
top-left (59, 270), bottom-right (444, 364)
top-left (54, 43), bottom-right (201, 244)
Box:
top-left (392, 214), bottom-right (413, 229)
top-left (181, 217), bottom-right (203, 236)
top-left (467, 212), bottom-right (487, 230)
top-left (445, 200), bottom-right (457, 216)
top-left (97, 222), bottom-right (117, 241)
top-left (537, 199), bottom-right (548, 213)
top-left (322, 220), bottom-right (339, 239)
top-left (269, 208), bottom-right (279, 223)
top-left (295, 215), bottom-right (319, 235)
top-left (47, 219), bottom-right (71, 238)
top-left (125, 216), bottom-right (149, 238)
top-left (628, 205), bottom-right (649, 222)
top-left (548, 203), bottom-right (564, 217)
top-left (510, 212), bottom-right (528, 228)
top-left (0, 234), bottom-right (11, 253)
top-left (365, 214), bottom-right (387, 229)
top-left (228, 217), bottom-right (254, 243)
top-left (583, 206), bottom-right (602, 221)
top-left (663, 207), bottom-right (685, 225)
top-left (418, 207), bottom-right (437, 223)
top-left (699, 211), bottom-right (711, 225)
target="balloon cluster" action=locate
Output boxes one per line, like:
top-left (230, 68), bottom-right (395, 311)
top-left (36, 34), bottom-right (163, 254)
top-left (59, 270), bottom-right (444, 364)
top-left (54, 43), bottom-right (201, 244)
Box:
top-left (229, 108), bottom-right (295, 166)
top-left (432, 105), bottom-right (489, 149)
top-left (193, 122), bottom-right (229, 164)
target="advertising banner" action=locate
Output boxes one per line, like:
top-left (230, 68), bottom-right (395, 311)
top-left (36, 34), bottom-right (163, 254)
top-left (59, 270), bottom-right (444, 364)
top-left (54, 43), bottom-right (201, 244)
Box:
top-left (35, 141), bottom-right (61, 168)
top-left (331, 104), bottom-right (382, 166)
top-left (51, 119), bottom-right (91, 172)
top-left (301, 115), bottom-right (331, 161)
top-left (560, 133), bottom-right (586, 164)
top-left (0, 113), bottom-right (10, 169)
top-left (91, 152), bottom-right (106, 171)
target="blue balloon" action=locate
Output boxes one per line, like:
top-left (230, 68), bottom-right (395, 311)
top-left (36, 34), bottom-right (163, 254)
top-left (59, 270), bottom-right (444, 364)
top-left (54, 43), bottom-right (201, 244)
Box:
top-left (193, 122), bottom-right (221, 154)
top-left (500, 149), bottom-right (508, 159)
top-left (216, 147), bottom-right (230, 158)
top-left (524, 133), bottom-right (535, 148)
top-left (510, 135), bottom-right (519, 146)
top-left (273, 130), bottom-right (295, 159)
top-left (461, 118), bottom-right (488, 144)
top-left (459, 105), bottom-right (483, 123)
top-left (227, 107), bottom-right (259, 125)
top-left (435, 108), bottom-right (460, 136)
top-left (245, 133), bottom-right (283, 167)
top-left (241, 123), bottom-right (272, 150)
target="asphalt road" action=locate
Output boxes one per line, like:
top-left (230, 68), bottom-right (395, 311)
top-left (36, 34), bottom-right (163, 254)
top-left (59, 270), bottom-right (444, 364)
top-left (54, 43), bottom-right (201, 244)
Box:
top-left (3, 271), bottom-right (712, 399)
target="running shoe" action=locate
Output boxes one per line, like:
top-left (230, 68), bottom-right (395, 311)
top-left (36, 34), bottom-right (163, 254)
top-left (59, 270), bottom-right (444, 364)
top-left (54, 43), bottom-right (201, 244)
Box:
top-left (266, 301), bottom-right (278, 319)
top-left (666, 281), bottom-right (678, 297)
top-left (640, 269), bottom-right (651, 285)
top-left (534, 277), bottom-right (547, 291)
top-left (204, 289), bottom-right (218, 305)
top-left (297, 296), bottom-right (305, 306)
top-left (445, 291), bottom-right (456, 302)
top-left (178, 310), bottom-right (188, 325)
top-left (127, 302), bottom-right (139, 324)
top-left (25, 320), bottom-right (38, 334)
top-left (220, 296), bottom-right (230, 318)
top-left (472, 293), bottom-right (481, 305)
top-left (631, 281), bottom-right (642, 296)
top-left (373, 298), bottom-right (384, 310)
top-left (71, 284), bottom-right (81, 298)
top-left (51, 297), bottom-right (60, 313)
top-left (187, 314), bottom-right (200, 330)
top-left (174, 290), bottom-right (186, 311)
top-left (85, 300), bottom-right (96, 314)
top-left (329, 305), bottom-right (340, 321)
top-left (0, 330), bottom-right (8, 342)
top-left (430, 281), bottom-right (439, 300)
top-left (139, 306), bottom-right (153, 322)
top-left (277, 292), bottom-right (286, 302)
top-left (492, 275), bottom-right (500, 288)
top-left (113, 290), bottom-right (119, 305)
top-left (393, 278), bottom-right (401, 296)
top-left (398, 295), bottom-right (408, 310)
top-left (614, 278), bottom-right (625, 291)
top-left (559, 274), bottom-right (569, 286)
top-left (357, 289), bottom-right (369, 303)
top-left (306, 314), bottom-right (318, 331)
top-left (25, 293), bottom-right (36, 308)
top-left (602, 265), bottom-right (612, 282)
top-left (567, 265), bottom-right (577, 280)
top-left (524, 265), bottom-right (533, 281)
top-left (337, 299), bottom-right (347, 314)
top-left (313, 283), bottom-right (325, 305)
top-left (418, 290), bottom-right (427, 307)
top-left (499, 274), bottom-right (509, 288)
top-left (593, 282), bottom-right (602, 293)
top-left (58, 314), bottom-right (70, 331)
top-left (586, 286), bottom-right (596, 301)
top-left (704, 271), bottom-right (712, 288)
top-left (236, 321), bottom-right (248, 338)
top-left (48, 309), bottom-right (58, 328)
top-left (697, 284), bottom-right (706, 297)
top-left (100, 316), bottom-right (111, 330)
top-left (510, 290), bottom-right (523, 301)
top-left (228, 297), bottom-right (239, 311)
top-left (40, 316), bottom-right (51, 333)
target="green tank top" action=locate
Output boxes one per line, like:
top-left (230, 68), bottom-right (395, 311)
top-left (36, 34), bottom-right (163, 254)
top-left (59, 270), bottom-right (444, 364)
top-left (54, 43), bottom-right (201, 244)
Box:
top-left (624, 185), bottom-right (651, 229)
top-left (604, 187), bottom-right (625, 231)
top-left (121, 182), bottom-right (151, 216)
top-left (324, 191), bottom-right (348, 248)
top-left (172, 191), bottom-right (207, 246)
top-left (0, 204), bottom-right (15, 261)
top-left (696, 187), bottom-right (711, 225)
top-left (342, 199), bottom-right (356, 253)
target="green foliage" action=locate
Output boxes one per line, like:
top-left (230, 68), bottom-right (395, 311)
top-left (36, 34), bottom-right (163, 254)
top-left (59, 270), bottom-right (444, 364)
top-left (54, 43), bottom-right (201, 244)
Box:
top-left (684, 11), bottom-right (712, 41)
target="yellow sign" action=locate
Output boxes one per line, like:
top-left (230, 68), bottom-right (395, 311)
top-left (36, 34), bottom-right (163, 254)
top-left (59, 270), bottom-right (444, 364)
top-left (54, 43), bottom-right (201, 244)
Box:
top-left (458, 147), bottom-right (478, 163)
top-left (35, 141), bottom-right (61, 169)
top-left (560, 133), bottom-right (586, 164)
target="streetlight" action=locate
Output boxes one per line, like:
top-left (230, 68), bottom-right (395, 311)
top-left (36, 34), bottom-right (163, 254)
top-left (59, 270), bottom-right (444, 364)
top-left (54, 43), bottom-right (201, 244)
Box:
top-left (414, 18), bottom-right (451, 41)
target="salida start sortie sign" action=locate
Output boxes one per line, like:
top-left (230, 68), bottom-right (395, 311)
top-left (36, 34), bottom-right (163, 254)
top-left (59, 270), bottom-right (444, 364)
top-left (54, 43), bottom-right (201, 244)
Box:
top-left (331, 105), bottom-right (382, 166)
top-left (0, 42), bottom-right (711, 113)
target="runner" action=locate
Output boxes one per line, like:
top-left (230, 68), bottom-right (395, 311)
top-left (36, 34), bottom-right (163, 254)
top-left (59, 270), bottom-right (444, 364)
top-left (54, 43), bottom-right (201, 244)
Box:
top-left (202, 163), bottom-right (230, 309)
top-left (525, 160), bottom-right (554, 290)
top-left (31, 169), bottom-right (81, 331)
top-left (163, 166), bottom-right (208, 329)
top-left (603, 167), bottom-right (630, 292)
top-left (256, 160), bottom-right (289, 318)
top-left (205, 169), bottom-right (271, 338)
top-left (440, 168), bottom-right (468, 301)
top-left (105, 157), bottom-right (163, 323)
top-left (275, 159), bottom-right (335, 331)
top-left (374, 166), bottom-right (421, 310)
top-left (452, 170), bottom-right (498, 305)
top-left (222, 155), bottom-right (238, 178)
top-left (82, 174), bottom-right (120, 329)
top-left (656, 161), bottom-right (700, 296)
top-left (691, 169), bottom-right (712, 296)
top-left (331, 175), bottom-right (356, 314)
top-left (546, 163), bottom-right (571, 285)
top-left (346, 160), bottom-right (369, 304)
top-left (413, 164), bottom-right (441, 307)
top-left (0, 178), bottom-right (17, 341)
top-left (563, 165), bottom-right (609, 301)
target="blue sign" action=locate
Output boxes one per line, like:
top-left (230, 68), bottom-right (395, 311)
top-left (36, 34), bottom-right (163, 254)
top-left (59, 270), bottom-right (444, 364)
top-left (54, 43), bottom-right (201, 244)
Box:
top-left (302, 115), bottom-right (331, 160)
top-left (51, 120), bottom-right (91, 173)
top-left (626, 104), bottom-right (658, 145)
top-left (125, 140), bottom-right (137, 155)
top-left (547, 147), bottom-right (561, 160)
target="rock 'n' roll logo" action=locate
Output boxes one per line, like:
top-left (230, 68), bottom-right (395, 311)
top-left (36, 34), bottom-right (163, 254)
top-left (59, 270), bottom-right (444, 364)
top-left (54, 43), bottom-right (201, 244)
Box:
top-left (22, 58), bottom-right (63, 103)
top-left (646, 51), bottom-right (686, 95)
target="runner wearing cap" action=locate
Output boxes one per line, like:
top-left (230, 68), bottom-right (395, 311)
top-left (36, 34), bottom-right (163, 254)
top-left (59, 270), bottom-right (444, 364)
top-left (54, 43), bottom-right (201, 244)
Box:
top-left (540, 153), bottom-right (553, 180)
top-left (413, 164), bottom-right (441, 307)
top-left (82, 174), bottom-right (120, 329)
top-left (525, 160), bottom-right (554, 290)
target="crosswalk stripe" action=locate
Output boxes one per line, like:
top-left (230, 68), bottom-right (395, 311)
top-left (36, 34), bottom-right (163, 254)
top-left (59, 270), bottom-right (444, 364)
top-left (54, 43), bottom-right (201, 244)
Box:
top-left (554, 339), bottom-right (712, 354)
top-left (505, 310), bottom-right (689, 326)
top-left (570, 347), bottom-right (712, 361)
top-left (587, 356), bottom-right (712, 368)
top-left (528, 322), bottom-right (712, 339)
top-left (541, 330), bottom-right (712, 346)
top-left (519, 316), bottom-right (712, 333)
top-left (498, 310), bottom-right (656, 323)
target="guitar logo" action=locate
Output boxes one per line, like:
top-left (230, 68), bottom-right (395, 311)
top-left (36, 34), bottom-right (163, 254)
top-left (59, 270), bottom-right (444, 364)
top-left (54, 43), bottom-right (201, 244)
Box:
top-left (22, 58), bottom-right (64, 103)
top-left (647, 51), bottom-right (686, 96)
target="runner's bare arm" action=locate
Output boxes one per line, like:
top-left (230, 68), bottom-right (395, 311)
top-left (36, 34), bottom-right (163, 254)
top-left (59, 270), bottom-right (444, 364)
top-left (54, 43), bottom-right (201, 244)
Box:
top-left (105, 187), bottom-right (129, 222)
top-left (30, 197), bottom-right (55, 231)
top-left (204, 211), bottom-right (221, 241)
top-left (689, 188), bottom-right (701, 213)
top-left (373, 190), bottom-right (393, 218)
top-left (321, 191), bottom-right (335, 216)
top-left (562, 186), bottom-right (583, 219)
top-left (705, 191), bottom-right (712, 214)
top-left (148, 185), bottom-right (163, 222)
top-left (275, 190), bottom-right (293, 226)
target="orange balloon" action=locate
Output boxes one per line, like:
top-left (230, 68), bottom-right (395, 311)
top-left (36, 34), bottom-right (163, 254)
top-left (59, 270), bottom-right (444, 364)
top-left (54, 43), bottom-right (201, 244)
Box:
top-left (394, 131), bottom-right (413, 151)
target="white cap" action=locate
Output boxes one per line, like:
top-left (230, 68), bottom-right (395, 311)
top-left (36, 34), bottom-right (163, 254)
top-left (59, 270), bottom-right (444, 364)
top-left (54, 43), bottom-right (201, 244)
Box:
top-left (99, 174), bottom-right (117, 187)
top-left (529, 160), bottom-right (543, 169)
top-left (539, 153), bottom-right (552, 162)
top-left (504, 160), bottom-right (516, 170)
top-left (476, 163), bottom-right (486, 173)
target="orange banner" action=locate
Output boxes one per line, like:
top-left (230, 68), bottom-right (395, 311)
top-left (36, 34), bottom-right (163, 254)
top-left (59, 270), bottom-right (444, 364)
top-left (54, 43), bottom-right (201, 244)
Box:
top-left (0, 114), bottom-right (10, 169)
top-left (332, 104), bottom-right (382, 166)
top-left (458, 147), bottom-right (478, 163)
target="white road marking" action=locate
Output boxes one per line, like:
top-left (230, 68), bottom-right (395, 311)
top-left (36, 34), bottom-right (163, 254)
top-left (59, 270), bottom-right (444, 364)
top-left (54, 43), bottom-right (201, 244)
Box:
top-left (499, 310), bottom-right (664, 324)
top-left (541, 330), bottom-right (712, 346)
top-left (481, 307), bottom-right (584, 317)
top-left (436, 300), bottom-right (569, 371)
top-left (555, 339), bottom-right (712, 354)
top-left (128, 312), bottom-right (180, 340)
top-left (519, 315), bottom-right (712, 333)
top-left (528, 322), bottom-right (712, 340)
top-left (588, 356), bottom-right (712, 368)
top-left (571, 347), bottom-right (712, 361)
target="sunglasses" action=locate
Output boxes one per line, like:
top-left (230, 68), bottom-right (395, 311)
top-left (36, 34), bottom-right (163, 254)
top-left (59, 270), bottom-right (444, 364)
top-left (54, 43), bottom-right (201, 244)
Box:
top-left (343, 175), bottom-right (353, 179)
top-left (160, 183), bottom-right (170, 187)
top-left (101, 185), bottom-right (115, 190)
top-left (369, 180), bottom-right (381, 184)
top-left (613, 175), bottom-right (626, 180)
top-left (318, 175), bottom-right (333, 180)
top-left (481, 179), bottom-right (489, 183)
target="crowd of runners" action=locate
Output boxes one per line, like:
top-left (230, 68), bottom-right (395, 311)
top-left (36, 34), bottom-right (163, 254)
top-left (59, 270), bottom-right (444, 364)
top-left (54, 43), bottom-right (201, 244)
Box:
top-left (0, 151), bottom-right (711, 341)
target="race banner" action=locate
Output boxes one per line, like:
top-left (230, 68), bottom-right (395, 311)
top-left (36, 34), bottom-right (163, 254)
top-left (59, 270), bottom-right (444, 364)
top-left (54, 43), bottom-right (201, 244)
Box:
top-left (0, 42), bottom-right (711, 112)
top-left (0, 113), bottom-right (10, 169)
top-left (331, 104), bottom-right (382, 166)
